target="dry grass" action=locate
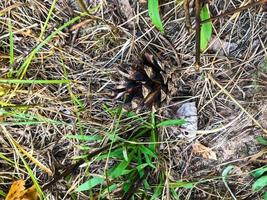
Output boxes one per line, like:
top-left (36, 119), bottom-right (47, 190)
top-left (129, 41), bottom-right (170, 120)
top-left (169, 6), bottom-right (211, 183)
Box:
top-left (0, 0), bottom-right (266, 199)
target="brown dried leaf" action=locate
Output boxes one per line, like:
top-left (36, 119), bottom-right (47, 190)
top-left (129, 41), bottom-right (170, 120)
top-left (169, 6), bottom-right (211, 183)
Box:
top-left (192, 142), bottom-right (217, 160)
top-left (5, 180), bottom-right (38, 200)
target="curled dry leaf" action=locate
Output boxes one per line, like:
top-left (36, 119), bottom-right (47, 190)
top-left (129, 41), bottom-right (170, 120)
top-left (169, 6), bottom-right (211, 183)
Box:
top-left (5, 180), bottom-right (38, 200)
top-left (192, 141), bottom-right (217, 160)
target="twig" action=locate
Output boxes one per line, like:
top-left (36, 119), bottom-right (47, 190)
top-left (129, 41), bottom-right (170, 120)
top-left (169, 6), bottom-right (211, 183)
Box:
top-left (201, 0), bottom-right (267, 24)
top-left (194, 0), bottom-right (201, 71)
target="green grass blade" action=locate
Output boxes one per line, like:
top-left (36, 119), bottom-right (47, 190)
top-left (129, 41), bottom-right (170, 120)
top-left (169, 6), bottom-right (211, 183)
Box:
top-left (65, 134), bottom-right (102, 141)
top-left (200, 4), bottom-right (212, 51)
top-left (20, 156), bottom-right (47, 200)
top-left (252, 175), bottom-right (267, 192)
top-left (251, 165), bottom-right (267, 178)
top-left (76, 177), bottom-right (105, 192)
top-left (0, 79), bottom-right (70, 84)
top-left (156, 119), bottom-right (186, 127)
top-left (169, 181), bottom-right (196, 189)
top-left (39, 0), bottom-right (57, 39)
top-left (148, 0), bottom-right (164, 33)
top-left (17, 15), bottom-right (83, 78)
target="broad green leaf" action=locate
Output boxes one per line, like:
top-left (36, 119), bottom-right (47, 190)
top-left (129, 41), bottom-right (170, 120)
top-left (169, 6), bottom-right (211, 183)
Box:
top-left (200, 4), bottom-right (212, 51)
top-left (252, 175), bottom-right (267, 191)
top-left (148, 0), bottom-right (164, 33)
top-left (170, 181), bottom-right (196, 189)
top-left (76, 177), bottom-right (105, 192)
top-left (256, 136), bottom-right (267, 146)
top-left (156, 119), bottom-right (186, 127)
top-left (65, 134), bottom-right (102, 141)
top-left (251, 166), bottom-right (267, 178)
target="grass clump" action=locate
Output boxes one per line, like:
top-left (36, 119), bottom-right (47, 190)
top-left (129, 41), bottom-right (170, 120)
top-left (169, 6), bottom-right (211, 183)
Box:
top-left (66, 106), bottom-right (185, 199)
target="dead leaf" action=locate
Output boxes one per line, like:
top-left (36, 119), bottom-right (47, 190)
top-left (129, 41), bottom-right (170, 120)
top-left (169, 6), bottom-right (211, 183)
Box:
top-left (5, 180), bottom-right (38, 200)
top-left (192, 141), bottom-right (217, 160)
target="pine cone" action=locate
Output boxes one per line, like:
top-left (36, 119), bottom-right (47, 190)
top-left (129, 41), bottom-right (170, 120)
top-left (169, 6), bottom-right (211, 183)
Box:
top-left (113, 53), bottom-right (179, 110)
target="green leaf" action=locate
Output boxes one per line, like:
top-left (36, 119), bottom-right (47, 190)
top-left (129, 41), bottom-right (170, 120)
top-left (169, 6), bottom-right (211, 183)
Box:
top-left (256, 136), bottom-right (267, 146)
top-left (76, 177), bottom-right (105, 192)
top-left (252, 175), bottom-right (267, 192)
top-left (148, 0), bottom-right (164, 33)
top-left (156, 119), bottom-right (186, 127)
top-left (251, 166), bottom-right (267, 178)
top-left (65, 134), bottom-right (102, 141)
top-left (200, 4), bottom-right (212, 51)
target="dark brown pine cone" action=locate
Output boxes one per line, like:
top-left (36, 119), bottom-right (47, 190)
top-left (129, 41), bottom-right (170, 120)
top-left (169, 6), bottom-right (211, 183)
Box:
top-left (113, 53), bottom-right (180, 111)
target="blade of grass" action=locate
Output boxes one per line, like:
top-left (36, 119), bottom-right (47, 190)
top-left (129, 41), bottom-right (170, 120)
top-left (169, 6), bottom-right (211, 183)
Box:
top-left (39, 0), bottom-right (57, 40)
top-left (16, 13), bottom-right (85, 79)
top-left (200, 4), bottom-right (212, 51)
top-left (156, 119), bottom-right (186, 127)
top-left (65, 134), bottom-right (102, 141)
top-left (8, 20), bottom-right (14, 77)
top-left (148, 0), bottom-right (164, 33)
top-left (0, 79), bottom-right (70, 84)
top-left (76, 176), bottom-right (105, 192)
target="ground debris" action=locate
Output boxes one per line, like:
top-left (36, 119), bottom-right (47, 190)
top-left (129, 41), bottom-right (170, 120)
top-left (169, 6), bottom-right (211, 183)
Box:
top-left (192, 141), bottom-right (217, 160)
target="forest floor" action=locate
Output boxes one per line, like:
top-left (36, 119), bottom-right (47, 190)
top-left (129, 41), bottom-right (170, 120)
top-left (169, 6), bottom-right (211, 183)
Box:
top-left (0, 0), bottom-right (266, 199)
